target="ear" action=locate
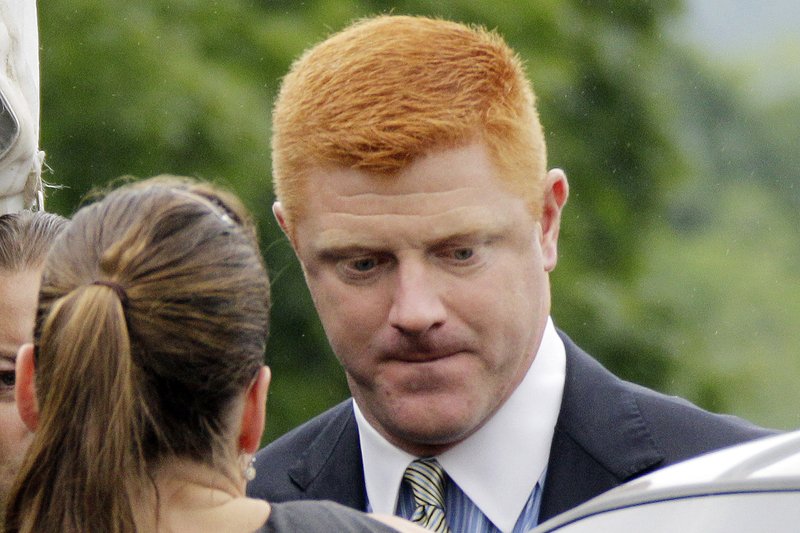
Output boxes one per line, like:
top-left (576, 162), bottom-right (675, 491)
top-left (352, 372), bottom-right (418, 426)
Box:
top-left (15, 343), bottom-right (39, 431)
top-left (273, 201), bottom-right (311, 279)
top-left (272, 202), bottom-right (292, 241)
top-left (238, 365), bottom-right (271, 454)
top-left (273, 201), bottom-right (302, 251)
top-left (540, 168), bottom-right (569, 272)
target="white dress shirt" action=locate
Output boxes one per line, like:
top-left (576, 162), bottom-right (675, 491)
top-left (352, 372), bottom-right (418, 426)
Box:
top-left (355, 317), bottom-right (566, 532)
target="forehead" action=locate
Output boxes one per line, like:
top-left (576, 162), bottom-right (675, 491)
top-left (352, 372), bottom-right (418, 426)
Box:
top-left (297, 142), bottom-right (531, 249)
top-left (0, 269), bottom-right (40, 354)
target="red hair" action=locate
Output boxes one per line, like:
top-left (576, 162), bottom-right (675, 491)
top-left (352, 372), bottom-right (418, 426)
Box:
top-left (272, 15), bottom-right (548, 233)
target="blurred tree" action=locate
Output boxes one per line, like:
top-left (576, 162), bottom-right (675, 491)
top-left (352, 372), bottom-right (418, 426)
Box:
top-left (632, 46), bottom-right (800, 429)
top-left (37, 0), bottom-right (798, 441)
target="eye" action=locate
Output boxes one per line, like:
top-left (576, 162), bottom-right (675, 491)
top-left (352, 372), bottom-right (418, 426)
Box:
top-left (0, 370), bottom-right (14, 386)
top-left (351, 257), bottom-right (377, 272)
top-left (439, 246), bottom-right (478, 264)
top-left (336, 254), bottom-right (387, 283)
top-left (434, 242), bottom-right (488, 272)
top-left (0, 370), bottom-right (15, 397)
top-left (452, 248), bottom-right (474, 261)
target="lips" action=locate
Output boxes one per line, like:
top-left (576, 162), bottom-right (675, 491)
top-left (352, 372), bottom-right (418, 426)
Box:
top-left (381, 340), bottom-right (470, 363)
top-left (388, 350), bottom-right (460, 363)
top-left (376, 328), bottom-right (474, 364)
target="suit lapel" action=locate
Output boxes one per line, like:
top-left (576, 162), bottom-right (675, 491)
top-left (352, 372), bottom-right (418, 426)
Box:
top-left (287, 400), bottom-right (368, 510)
top-left (539, 332), bottom-right (665, 522)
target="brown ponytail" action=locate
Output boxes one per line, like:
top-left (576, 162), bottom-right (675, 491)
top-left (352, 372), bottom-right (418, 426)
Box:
top-left (4, 176), bottom-right (270, 533)
top-left (7, 285), bottom-right (143, 532)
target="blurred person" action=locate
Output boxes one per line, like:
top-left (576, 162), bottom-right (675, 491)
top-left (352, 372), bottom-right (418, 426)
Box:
top-left (0, 0), bottom-right (46, 214)
top-left (3, 176), bottom-right (427, 533)
top-left (0, 209), bottom-right (67, 523)
top-left (248, 15), bottom-right (774, 532)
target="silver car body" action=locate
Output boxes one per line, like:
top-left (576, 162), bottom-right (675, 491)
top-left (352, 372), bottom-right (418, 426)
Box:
top-left (532, 430), bottom-right (800, 532)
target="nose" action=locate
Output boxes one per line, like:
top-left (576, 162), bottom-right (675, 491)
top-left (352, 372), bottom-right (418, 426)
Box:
top-left (388, 260), bottom-right (447, 335)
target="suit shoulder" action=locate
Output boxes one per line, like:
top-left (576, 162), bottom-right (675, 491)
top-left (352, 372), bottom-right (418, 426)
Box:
top-left (260, 400), bottom-right (354, 461)
top-left (556, 329), bottom-right (776, 472)
top-left (629, 382), bottom-right (776, 462)
top-left (265, 501), bottom-right (399, 533)
top-left (247, 400), bottom-right (356, 500)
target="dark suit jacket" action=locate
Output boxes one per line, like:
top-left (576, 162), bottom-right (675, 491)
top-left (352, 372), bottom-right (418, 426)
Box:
top-left (248, 332), bottom-right (773, 523)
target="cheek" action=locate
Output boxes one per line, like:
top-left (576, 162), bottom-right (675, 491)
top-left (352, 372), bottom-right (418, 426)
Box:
top-left (461, 255), bottom-right (548, 351)
top-left (0, 404), bottom-right (29, 456)
top-left (308, 277), bottom-right (387, 352)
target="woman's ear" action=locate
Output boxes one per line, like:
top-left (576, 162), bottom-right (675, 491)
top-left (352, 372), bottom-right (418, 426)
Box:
top-left (15, 343), bottom-right (39, 431)
top-left (238, 365), bottom-right (271, 454)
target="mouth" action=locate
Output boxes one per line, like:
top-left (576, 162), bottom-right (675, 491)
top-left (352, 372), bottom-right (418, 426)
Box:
top-left (379, 333), bottom-right (472, 365)
top-left (387, 350), bottom-right (463, 364)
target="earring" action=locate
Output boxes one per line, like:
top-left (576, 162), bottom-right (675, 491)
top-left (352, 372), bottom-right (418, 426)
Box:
top-left (241, 453), bottom-right (257, 481)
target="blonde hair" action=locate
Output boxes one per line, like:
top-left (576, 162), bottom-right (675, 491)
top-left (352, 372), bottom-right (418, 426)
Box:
top-left (272, 15), bottom-right (548, 234)
top-left (0, 210), bottom-right (68, 272)
top-left (5, 177), bottom-right (270, 533)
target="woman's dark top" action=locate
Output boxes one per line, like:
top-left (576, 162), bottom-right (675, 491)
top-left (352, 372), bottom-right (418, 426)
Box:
top-left (259, 500), bottom-right (401, 532)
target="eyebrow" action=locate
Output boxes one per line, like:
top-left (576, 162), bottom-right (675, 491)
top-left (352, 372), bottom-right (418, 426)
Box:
top-left (311, 220), bottom-right (511, 260)
top-left (311, 233), bottom-right (391, 258)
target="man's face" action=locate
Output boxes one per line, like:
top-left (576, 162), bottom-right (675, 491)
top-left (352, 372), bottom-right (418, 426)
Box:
top-left (0, 269), bottom-right (38, 508)
top-left (282, 141), bottom-right (567, 456)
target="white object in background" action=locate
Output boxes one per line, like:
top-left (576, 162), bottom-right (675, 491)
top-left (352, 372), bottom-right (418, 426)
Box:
top-left (0, 0), bottom-right (44, 214)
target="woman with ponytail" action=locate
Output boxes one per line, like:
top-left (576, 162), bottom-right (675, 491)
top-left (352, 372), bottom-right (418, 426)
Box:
top-left (3, 177), bottom-right (426, 533)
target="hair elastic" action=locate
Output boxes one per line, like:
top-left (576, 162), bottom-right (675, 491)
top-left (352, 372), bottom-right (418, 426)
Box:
top-left (92, 280), bottom-right (129, 307)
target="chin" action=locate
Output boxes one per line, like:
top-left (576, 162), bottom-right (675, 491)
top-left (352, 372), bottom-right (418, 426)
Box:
top-left (385, 408), bottom-right (482, 452)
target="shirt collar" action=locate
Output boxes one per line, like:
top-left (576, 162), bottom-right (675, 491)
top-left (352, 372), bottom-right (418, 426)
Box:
top-left (355, 317), bottom-right (566, 533)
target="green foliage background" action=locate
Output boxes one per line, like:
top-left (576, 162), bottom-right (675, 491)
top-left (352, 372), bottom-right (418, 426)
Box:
top-left (37, 0), bottom-right (800, 442)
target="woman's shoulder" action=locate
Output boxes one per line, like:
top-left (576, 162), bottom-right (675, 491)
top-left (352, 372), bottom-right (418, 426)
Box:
top-left (262, 500), bottom-right (418, 533)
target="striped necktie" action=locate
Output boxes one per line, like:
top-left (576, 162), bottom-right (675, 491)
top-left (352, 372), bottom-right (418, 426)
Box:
top-left (403, 458), bottom-right (452, 533)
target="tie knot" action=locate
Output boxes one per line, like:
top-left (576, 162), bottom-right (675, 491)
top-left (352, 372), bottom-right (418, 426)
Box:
top-left (403, 458), bottom-right (448, 508)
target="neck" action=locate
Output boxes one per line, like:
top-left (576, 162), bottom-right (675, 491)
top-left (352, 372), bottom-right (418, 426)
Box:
top-left (133, 458), bottom-right (252, 531)
top-left (154, 458), bottom-right (244, 498)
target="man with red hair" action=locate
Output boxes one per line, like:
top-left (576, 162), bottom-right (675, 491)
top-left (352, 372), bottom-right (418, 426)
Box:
top-left (249, 15), bottom-right (770, 531)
